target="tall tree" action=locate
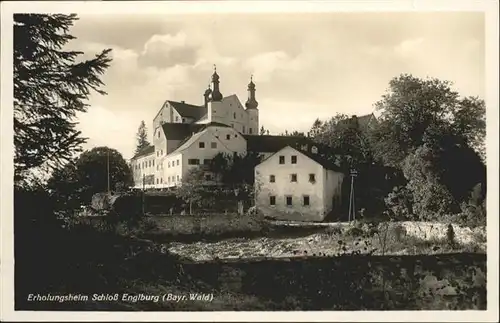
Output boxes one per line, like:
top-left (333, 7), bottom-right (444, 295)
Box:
top-left (135, 120), bottom-right (150, 154)
top-left (14, 14), bottom-right (112, 184)
top-left (371, 74), bottom-right (486, 214)
top-left (309, 118), bottom-right (324, 138)
top-left (47, 147), bottom-right (133, 211)
top-left (311, 113), bottom-right (374, 168)
top-left (371, 74), bottom-right (486, 166)
top-left (259, 125), bottom-right (267, 135)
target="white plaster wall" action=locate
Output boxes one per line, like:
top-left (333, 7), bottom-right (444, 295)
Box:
top-left (207, 95), bottom-right (254, 134)
top-left (181, 126), bottom-right (247, 179)
top-left (162, 153), bottom-right (183, 187)
top-left (131, 153), bottom-right (156, 188)
top-left (322, 169), bottom-right (344, 216)
top-left (255, 146), bottom-right (326, 221)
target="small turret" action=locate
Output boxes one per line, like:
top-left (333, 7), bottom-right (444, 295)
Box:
top-left (245, 75), bottom-right (259, 110)
top-left (203, 83), bottom-right (212, 108)
top-left (209, 65), bottom-right (223, 102)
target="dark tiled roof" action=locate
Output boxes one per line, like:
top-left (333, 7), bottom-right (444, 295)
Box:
top-left (161, 123), bottom-right (204, 141)
top-left (168, 100), bottom-right (207, 120)
top-left (248, 135), bottom-right (343, 171)
top-left (244, 135), bottom-right (316, 153)
top-left (131, 145), bottom-right (154, 160)
top-left (295, 146), bottom-right (342, 171)
top-left (338, 113), bottom-right (377, 130)
top-left (357, 113), bottom-right (377, 129)
top-left (161, 121), bottom-right (232, 144)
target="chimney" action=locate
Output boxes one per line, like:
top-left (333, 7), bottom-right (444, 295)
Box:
top-left (181, 100), bottom-right (185, 103)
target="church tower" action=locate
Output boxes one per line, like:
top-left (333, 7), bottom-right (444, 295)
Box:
top-left (245, 75), bottom-right (259, 135)
top-left (203, 83), bottom-right (212, 109)
top-left (209, 65), bottom-right (223, 102)
top-left (207, 65), bottom-right (224, 123)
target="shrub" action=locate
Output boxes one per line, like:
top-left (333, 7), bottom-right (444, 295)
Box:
top-left (384, 186), bottom-right (414, 220)
top-left (446, 224), bottom-right (456, 248)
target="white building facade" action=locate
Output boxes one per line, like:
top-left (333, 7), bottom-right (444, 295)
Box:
top-left (130, 67), bottom-right (260, 189)
top-left (254, 145), bottom-right (344, 222)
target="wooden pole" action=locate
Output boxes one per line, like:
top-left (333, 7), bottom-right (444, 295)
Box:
top-left (348, 169), bottom-right (358, 222)
top-left (142, 173), bottom-right (145, 216)
top-left (348, 176), bottom-right (354, 222)
top-left (107, 149), bottom-right (110, 194)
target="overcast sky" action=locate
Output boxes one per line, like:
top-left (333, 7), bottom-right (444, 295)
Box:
top-left (68, 12), bottom-right (485, 160)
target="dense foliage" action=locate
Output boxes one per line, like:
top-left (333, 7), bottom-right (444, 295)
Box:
top-left (47, 146), bottom-right (133, 212)
top-left (14, 14), bottom-right (111, 185)
top-left (310, 74), bottom-right (486, 224)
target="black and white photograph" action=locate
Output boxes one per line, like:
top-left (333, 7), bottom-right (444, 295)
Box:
top-left (1, 0), bottom-right (498, 321)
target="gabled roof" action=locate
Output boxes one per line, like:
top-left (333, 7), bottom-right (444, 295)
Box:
top-left (170, 131), bottom-right (206, 155)
top-left (164, 122), bottom-right (234, 154)
top-left (167, 100), bottom-right (207, 120)
top-left (244, 135), bottom-right (316, 153)
top-left (161, 123), bottom-right (205, 141)
top-left (131, 145), bottom-right (155, 160)
top-left (296, 146), bottom-right (342, 171)
top-left (337, 113), bottom-right (377, 131)
top-left (357, 113), bottom-right (377, 129)
top-left (258, 145), bottom-right (342, 171)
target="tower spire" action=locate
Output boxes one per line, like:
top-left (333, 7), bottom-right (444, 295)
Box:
top-left (245, 74), bottom-right (258, 110)
top-left (210, 64), bottom-right (223, 101)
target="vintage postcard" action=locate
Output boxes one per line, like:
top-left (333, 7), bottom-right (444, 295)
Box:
top-left (1, 0), bottom-right (498, 322)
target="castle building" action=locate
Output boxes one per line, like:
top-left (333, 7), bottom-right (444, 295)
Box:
top-left (130, 67), bottom-right (261, 189)
top-left (128, 66), bottom-right (382, 221)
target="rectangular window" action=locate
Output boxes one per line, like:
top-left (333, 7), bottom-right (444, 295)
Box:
top-left (269, 196), bottom-right (276, 206)
top-left (309, 173), bottom-right (316, 183)
top-left (168, 161), bottom-right (170, 168)
top-left (269, 175), bottom-right (275, 183)
top-left (168, 177), bottom-right (171, 183)
top-left (188, 159), bottom-right (200, 165)
top-left (177, 175), bottom-right (180, 181)
top-left (153, 160), bottom-right (155, 166)
top-left (161, 178), bottom-right (163, 183)
top-left (291, 174), bottom-right (297, 182)
top-left (211, 142), bottom-right (217, 149)
top-left (249, 128), bottom-right (253, 134)
top-left (199, 142), bottom-right (205, 148)
top-left (203, 159), bottom-right (211, 165)
top-left (303, 195), bottom-right (310, 206)
top-left (279, 156), bottom-right (285, 164)
top-left (175, 116), bottom-right (179, 122)
top-left (176, 160), bottom-right (179, 166)
top-left (243, 126), bottom-right (246, 133)
top-left (291, 155), bottom-right (297, 164)
top-left (156, 178), bottom-right (159, 184)
top-left (286, 196), bottom-right (293, 206)
top-left (226, 134), bottom-right (230, 140)
top-left (157, 151), bottom-right (159, 157)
